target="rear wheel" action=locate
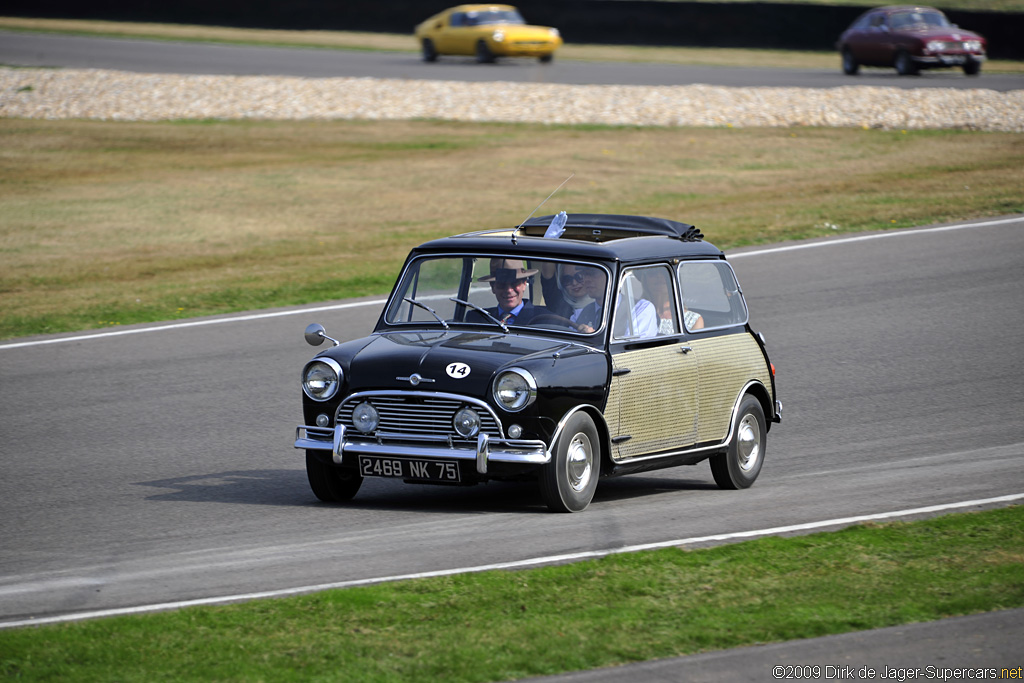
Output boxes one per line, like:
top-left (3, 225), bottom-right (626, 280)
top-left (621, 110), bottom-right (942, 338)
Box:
top-left (540, 412), bottom-right (600, 512)
top-left (306, 451), bottom-right (362, 502)
top-left (475, 40), bottom-right (495, 64)
top-left (421, 38), bottom-right (438, 62)
top-left (895, 51), bottom-right (918, 76)
top-left (841, 48), bottom-right (859, 75)
top-left (710, 395), bottom-right (766, 489)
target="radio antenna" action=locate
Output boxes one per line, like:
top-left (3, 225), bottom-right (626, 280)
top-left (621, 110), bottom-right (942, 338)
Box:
top-left (512, 172), bottom-right (574, 244)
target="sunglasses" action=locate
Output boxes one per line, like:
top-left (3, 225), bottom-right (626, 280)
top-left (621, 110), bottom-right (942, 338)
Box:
top-left (560, 272), bottom-right (586, 286)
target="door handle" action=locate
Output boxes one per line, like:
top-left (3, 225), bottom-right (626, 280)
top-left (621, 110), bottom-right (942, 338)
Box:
top-left (679, 346), bottom-right (693, 354)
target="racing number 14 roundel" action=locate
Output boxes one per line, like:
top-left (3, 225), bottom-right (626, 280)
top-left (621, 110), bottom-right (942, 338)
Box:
top-left (446, 362), bottom-right (471, 379)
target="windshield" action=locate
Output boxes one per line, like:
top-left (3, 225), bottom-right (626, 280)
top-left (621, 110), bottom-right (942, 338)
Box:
top-left (385, 255), bottom-right (610, 335)
top-left (463, 9), bottom-right (525, 26)
top-left (890, 10), bottom-right (950, 29)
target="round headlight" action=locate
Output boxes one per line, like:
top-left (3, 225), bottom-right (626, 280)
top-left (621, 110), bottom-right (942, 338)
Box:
top-left (352, 402), bottom-right (379, 434)
top-left (302, 358), bottom-right (342, 401)
top-left (926, 40), bottom-right (944, 53)
top-left (493, 30), bottom-right (505, 42)
top-left (492, 368), bottom-right (537, 412)
top-left (453, 407), bottom-right (481, 438)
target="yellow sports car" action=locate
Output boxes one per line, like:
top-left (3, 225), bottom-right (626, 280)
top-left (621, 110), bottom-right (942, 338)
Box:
top-left (414, 4), bottom-right (563, 63)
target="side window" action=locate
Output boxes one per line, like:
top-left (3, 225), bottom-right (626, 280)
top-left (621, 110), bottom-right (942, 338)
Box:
top-left (449, 13), bottom-right (465, 27)
top-left (677, 261), bottom-right (748, 331)
top-left (612, 266), bottom-right (671, 340)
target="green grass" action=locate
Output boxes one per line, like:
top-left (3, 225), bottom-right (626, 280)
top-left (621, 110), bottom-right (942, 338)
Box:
top-left (2, 120), bottom-right (1022, 340)
top-left (1, 506), bottom-right (1022, 681)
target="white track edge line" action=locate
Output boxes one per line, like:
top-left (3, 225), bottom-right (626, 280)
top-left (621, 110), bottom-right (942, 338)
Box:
top-left (2, 215), bottom-right (1020, 351)
top-left (2, 492), bottom-right (1020, 630)
top-left (727, 215), bottom-right (1022, 259)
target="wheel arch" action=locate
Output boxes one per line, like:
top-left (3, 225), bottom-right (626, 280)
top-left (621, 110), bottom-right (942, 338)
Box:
top-left (550, 404), bottom-right (613, 474)
top-left (733, 380), bottom-right (774, 435)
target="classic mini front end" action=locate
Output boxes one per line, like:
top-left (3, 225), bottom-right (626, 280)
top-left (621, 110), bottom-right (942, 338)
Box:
top-left (295, 214), bottom-right (781, 512)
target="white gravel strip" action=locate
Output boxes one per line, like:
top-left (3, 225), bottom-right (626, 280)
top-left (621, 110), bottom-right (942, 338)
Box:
top-left (2, 67), bottom-right (1022, 131)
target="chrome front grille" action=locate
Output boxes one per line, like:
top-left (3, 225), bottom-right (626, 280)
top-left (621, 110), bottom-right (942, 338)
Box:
top-left (336, 392), bottom-right (502, 440)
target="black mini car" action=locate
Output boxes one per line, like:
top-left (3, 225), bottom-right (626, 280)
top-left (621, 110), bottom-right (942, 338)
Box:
top-left (295, 214), bottom-right (782, 512)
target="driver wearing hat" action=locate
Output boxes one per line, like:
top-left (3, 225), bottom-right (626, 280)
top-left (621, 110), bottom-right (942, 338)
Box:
top-left (471, 258), bottom-right (548, 326)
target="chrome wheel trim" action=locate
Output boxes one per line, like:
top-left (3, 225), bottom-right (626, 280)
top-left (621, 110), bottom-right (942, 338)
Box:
top-left (566, 432), bottom-right (594, 493)
top-left (736, 414), bottom-right (761, 473)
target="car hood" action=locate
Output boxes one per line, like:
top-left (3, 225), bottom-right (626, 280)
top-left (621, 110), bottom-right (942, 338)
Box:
top-left (340, 331), bottom-right (580, 396)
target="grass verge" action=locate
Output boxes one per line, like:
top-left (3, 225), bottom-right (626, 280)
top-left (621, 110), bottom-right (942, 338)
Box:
top-left (2, 119), bottom-right (1022, 340)
top-left (1, 505), bottom-right (1022, 681)
top-left (1, 16), bottom-right (1023, 72)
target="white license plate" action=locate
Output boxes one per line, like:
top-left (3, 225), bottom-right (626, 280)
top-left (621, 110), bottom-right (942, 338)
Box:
top-left (358, 455), bottom-right (461, 482)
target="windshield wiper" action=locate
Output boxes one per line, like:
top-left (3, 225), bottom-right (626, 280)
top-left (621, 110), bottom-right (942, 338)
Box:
top-left (450, 297), bottom-right (509, 333)
top-left (404, 297), bottom-right (449, 330)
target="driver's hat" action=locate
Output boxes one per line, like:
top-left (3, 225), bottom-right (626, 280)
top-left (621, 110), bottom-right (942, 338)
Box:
top-left (478, 258), bottom-right (539, 282)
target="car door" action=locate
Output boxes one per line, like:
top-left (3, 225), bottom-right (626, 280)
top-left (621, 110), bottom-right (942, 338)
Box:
top-left (677, 260), bottom-right (772, 445)
top-left (434, 12), bottom-right (465, 54)
top-left (603, 265), bottom-right (699, 462)
top-left (865, 12), bottom-right (894, 64)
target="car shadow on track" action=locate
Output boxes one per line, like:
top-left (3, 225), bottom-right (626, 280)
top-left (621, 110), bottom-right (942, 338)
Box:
top-left (134, 468), bottom-right (719, 512)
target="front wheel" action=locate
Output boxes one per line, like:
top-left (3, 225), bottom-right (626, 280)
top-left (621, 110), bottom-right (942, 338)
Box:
top-left (540, 412), bottom-right (601, 512)
top-left (475, 40), bottom-right (496, 64)
top-left (306, 451), bottom-right (363, 502)
top-left (539, 54), bottom-right (554, 64)
top-left (963, 59), bottom-right (981, 76)
top-left (710, 395), bottom-right (766, 489)
top-left (895, 51), bottom-right (918, 76)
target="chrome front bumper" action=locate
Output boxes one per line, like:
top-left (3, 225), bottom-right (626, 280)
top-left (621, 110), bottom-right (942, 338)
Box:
top-left (295, 424), bottom-right (550, 475)
top-left (916, 54), bottom-right (985, 66)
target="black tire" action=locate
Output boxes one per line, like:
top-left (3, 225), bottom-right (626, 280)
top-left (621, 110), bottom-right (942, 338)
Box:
top-left (539, 54), bottom-right (554, 64)
top-left (421, 38), bottom-right (438, 63)
top-left (841, 48), bottom-right (859, 75)
top-left (475, 40), bottom-right (495, 64)
top-left (306, 451), bottom-right (362, 502)
top-left (895, 51), bottom-right (918, 76)
top-left (540, 412), bottom-right (601, 512)
top-left (710, 395), bottom-right (766, 490)
top-left (963, 59), bottom-right (981, 76)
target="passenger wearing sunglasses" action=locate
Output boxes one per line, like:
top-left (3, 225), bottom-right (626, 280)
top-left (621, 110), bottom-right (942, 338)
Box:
top-left (541, 263), bottom-right (601, 327)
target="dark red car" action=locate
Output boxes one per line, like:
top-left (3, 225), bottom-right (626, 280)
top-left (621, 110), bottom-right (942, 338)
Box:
top-left (837, 5), bottom-right (987, 76)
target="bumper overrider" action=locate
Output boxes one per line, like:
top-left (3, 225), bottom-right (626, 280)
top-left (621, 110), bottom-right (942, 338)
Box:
top-left (294, 391), bottom-right (550, 475)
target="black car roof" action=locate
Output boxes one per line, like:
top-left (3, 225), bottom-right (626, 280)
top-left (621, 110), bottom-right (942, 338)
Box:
top-left (410, 214), bottom-right (725, 263)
